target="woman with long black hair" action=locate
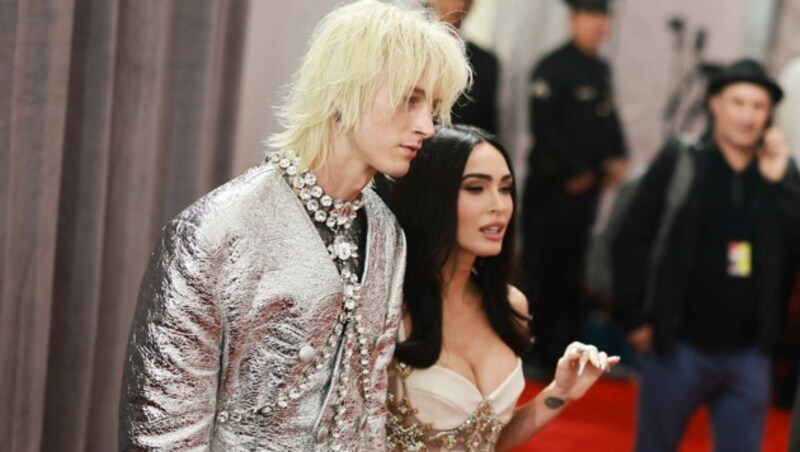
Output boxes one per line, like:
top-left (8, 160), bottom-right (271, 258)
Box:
top-left (387, 125), bottom-right (619, 451)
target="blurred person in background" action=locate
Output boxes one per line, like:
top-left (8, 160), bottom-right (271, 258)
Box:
top-left (118, 1), bottom-right (472, 449)
top-left (426, 0), bottom-right (500, 135)
top-left (522, 0), bottom-right (628, 376)
top-left (780, 54), bottom-right (800, 452)
top-left (614, 59), bottom-right (800, 452)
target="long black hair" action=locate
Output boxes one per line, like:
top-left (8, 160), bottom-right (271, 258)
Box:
top-left (391, 124), bottom-right (530, 368)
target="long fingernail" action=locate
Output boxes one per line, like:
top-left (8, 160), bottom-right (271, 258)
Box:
top-left (578, 360), bottom-right (586, 376)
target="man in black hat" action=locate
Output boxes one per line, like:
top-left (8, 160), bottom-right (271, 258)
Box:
top-left (522, 0), bottom-right (628, 374)
top-left (613, 58), bottom-right (800, 451)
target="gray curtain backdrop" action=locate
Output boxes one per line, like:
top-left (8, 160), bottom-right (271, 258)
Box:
top-left (0, 1), bottom-right (248, 450)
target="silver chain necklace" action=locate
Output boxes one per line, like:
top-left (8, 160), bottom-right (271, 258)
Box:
top-left (268, 150), bottom-right (374, 445)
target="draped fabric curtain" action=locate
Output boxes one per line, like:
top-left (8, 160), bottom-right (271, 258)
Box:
top-left (0, 1), bottom-right (248, 450)
top-left (770, 0), bottom-right (800, 71)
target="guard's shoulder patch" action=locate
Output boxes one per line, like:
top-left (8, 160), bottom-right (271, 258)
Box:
top-left (530, 78), bottom-right (551, 98)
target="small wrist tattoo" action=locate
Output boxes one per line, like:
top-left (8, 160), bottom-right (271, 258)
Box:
top-left (544, 396), bottom-right (565, 409)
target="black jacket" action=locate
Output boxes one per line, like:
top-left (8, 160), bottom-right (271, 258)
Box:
top-left (612, 137), bottom-right (800, 353)
top-left (451, 41), bottom-right (499, 135)
top-left (526, 41), bottom-right (627, 197)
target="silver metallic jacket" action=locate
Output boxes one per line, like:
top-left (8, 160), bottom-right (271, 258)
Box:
top-left (119, 162), bottom-right (406, 450)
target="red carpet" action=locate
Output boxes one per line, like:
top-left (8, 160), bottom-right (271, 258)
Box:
top-left (513, 379), bottom-right (791, 451)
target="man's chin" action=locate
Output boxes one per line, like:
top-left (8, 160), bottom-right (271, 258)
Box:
top-left (382, 164), bottom-right (410, 179)
top-left (735, 137), bottom-right (763, 151)
top-left (723, 133), bottom-right (762, 152)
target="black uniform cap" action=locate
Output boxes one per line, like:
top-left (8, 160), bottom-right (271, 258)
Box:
top-left (706, 58), bottom-right (783, 104)
top-left (564, 0), bottom-right (611, 13)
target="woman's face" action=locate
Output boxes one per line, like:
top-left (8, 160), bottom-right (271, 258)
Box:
top-left (455, 142), bottom-right (514, 259)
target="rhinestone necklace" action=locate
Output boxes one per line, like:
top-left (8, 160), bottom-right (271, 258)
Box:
top-left (267, 149), bottom-right (374, 446)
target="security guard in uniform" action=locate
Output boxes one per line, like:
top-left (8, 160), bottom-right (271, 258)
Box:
top-left (522, 0), bottom-right (628, 372)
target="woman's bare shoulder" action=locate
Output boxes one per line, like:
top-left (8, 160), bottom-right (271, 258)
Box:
top-left (507, 285), bottom-right (529, 318)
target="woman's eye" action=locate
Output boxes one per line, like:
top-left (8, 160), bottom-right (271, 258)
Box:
top-left (500, 186), bottom-right (513, 194)
top-left (464, 186), bottom-right (483, 194)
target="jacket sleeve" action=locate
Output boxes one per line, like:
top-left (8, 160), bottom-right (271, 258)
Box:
top-left (529, 68), bottom-right (590, 176)
top-left (776, 160), bottom-right (800, 263)
top-left (611, 141), bottom-right (681, 331)
top-left (119, 217), bottom-right (223, 450)
top-left (606, 67), bottom-right (628, 160)
top-left (484, 53), bottom-right (500, 136)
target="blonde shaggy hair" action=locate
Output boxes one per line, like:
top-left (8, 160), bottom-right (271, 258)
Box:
top-left (267, 0), bottom-right (473, 170)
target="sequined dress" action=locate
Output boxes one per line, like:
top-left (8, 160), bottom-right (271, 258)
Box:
top-left (120, 153), bottom-right (406, 451)
top-left (386, 324), bottom-right (525, 451)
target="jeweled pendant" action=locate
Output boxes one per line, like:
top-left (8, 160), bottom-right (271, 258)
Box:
top-left (330, 235), bottom-right (357, 261)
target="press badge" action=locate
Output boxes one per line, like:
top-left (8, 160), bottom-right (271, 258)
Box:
top-left (727, 241), bottom-right (752, 278)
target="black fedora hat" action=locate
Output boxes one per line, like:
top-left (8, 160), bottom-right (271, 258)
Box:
top-left (707, 58), bottom-right (783, 104)
top-left (564, 0), bottom-right (611, 14)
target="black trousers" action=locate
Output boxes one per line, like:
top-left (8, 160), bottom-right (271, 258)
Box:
top-left (522, 185), bottom-right (599, 367)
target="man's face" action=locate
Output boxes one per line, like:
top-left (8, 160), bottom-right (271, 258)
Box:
top-left (710, 83), bottom-right (773, 152)
top-left (570, 11), bottom-right (610, 54)
top-left (347, 78), bottom-right (439, 178)
top-left (429, 0), bottom-right (473, 29)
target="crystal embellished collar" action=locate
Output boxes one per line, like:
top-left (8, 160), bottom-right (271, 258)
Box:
top-left (268, 149), bottom-right (364, 233)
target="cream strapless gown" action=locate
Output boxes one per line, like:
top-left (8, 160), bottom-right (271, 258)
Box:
top-left (386, 323), bottom-right (525, 451)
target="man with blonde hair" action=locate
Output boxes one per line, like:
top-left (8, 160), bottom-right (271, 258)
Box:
top-left (119, 1), bottom-right (471, 449)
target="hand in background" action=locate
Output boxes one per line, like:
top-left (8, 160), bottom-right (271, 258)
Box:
top-left (627, 324), bottom-right (653, 353)
top-left (602, 157), bottom-right (629, 188)
top-left (758, 127), bottom-right (791, 183)
top-left (564, 170), bottom-right (597, 194)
